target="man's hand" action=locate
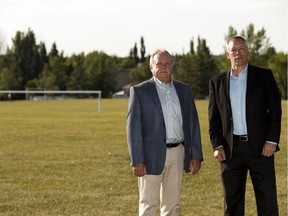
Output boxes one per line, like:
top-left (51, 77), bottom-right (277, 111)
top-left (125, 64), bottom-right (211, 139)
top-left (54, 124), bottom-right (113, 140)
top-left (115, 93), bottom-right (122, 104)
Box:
top-left (190, 159), bottom-right (201, 175)
top-left (132, 163), bottom-right (146, 177)
top-left (262, 142), bottom-right (276, 157)
top-left (214, 147), bottom-right (226, 163)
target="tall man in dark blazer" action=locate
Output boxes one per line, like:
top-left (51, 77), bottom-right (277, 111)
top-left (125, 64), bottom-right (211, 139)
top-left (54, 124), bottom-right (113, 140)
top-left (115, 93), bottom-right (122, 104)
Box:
top-left (208, 36), bottom-right (282, 216)
top-left (127, 49), bottom-right (203, 216)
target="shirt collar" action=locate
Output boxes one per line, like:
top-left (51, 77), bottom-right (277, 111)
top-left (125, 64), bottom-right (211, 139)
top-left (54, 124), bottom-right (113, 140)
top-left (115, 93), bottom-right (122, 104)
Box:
top-left (230, 64), bottom-right (248, 79)
top-left (153, 76), bottom-right (173, 88)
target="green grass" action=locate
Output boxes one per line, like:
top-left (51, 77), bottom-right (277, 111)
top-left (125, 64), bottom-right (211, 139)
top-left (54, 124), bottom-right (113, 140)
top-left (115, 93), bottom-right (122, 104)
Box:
top-left (0, 99), bottom-right (286, 216)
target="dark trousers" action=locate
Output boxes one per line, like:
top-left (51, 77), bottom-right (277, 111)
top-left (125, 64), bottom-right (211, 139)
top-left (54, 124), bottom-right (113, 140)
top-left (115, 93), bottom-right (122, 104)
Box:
top-left (220, 140), bottom-right (278, 216)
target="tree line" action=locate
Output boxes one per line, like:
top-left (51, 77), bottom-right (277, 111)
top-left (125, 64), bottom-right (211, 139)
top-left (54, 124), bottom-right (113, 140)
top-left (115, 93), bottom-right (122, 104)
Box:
top-left (0, 23), bottom-right (287, 99)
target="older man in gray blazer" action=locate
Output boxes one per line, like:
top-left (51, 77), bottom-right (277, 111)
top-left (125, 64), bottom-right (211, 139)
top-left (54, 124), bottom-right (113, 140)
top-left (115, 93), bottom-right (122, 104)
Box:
top-left (126, 49), bottom-right (203, 216)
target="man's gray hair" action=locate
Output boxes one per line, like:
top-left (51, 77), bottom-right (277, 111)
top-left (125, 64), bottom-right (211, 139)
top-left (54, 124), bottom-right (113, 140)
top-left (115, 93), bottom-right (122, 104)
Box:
top-left (149, 49), bottom-right (174, 66)
top-left (226, 36), bottom-right (249, 51)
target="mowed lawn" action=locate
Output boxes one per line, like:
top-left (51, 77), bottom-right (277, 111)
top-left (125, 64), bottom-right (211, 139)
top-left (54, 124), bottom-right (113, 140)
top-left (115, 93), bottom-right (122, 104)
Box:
top-left (0, 99), bottom-right (286, 216)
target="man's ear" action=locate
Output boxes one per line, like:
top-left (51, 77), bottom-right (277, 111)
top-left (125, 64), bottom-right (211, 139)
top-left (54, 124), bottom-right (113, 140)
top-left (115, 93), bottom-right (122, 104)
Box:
top-left (226, 53), bottom-right (230, 59)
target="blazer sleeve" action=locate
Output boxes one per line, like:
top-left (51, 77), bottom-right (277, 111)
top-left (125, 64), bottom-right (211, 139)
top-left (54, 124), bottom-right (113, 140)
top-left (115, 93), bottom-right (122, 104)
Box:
top-left (189, 94), bottom-right (203, 161)
top-left (208, 78), bottom-right (224, 150)
top-left (126, 86), bottom-right (144, 166)
top-left (265, 69), bottom-right (282, 143)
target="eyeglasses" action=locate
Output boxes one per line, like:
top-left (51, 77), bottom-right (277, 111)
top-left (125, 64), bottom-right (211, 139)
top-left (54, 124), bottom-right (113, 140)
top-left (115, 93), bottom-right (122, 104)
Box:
top-left (229, 47), bottom-right (247, 55)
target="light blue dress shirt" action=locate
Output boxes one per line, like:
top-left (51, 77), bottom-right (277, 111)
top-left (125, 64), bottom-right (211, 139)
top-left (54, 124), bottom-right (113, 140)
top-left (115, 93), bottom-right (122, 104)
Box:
top-left (230, 66), bottom-right (248, 135)
top-left (154, 77), bottom-right (184, 144)
top-left (229, 66), bottom-right (277, 145)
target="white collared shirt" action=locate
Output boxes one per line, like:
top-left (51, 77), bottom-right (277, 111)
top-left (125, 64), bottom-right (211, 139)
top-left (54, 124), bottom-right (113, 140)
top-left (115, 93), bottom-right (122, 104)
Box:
top-left (153, 77), bottom-right (184, 144)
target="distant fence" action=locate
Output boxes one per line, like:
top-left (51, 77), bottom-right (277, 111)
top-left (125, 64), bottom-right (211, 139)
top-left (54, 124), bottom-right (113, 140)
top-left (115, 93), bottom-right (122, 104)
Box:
top-left (0, 90), bottom-right (102, 112)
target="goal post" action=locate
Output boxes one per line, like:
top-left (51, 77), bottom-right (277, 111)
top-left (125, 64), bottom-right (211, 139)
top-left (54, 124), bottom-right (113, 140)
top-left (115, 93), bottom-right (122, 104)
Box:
top-left (0, 90), bottom-right (102, 112)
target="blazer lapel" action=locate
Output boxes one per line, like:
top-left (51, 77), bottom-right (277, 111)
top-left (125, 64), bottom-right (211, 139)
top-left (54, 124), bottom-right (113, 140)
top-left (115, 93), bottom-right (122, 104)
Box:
top-left (245, 64), bottom-right (258, 108)
top-left (246, 64), bottom-right (255, 96)
top-left (146, 78), bottom-right (164, 117)
top-left (173, 81), bottom-right (185, 116)
top-left (173, 81), bottom-right (184, 104)
top-left (224, 71), bottom-right (232, 113)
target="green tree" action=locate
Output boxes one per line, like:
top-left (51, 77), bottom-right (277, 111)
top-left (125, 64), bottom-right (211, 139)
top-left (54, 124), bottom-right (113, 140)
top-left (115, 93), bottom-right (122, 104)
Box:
top-left (66, 53), bottom-right (87, 90)
top-left (224, 23), bottom-right (275, 67)
top-left (0, 53), bottom-right (21, 90)
top-left (1, 28), bottom-right (48, 95)
top-left (268, 52), bottom-right (287, 99)
top-left (84, 51), bottom-right (116, 97)
top-left (195, 37), bottom-right (218, 98)
top-left (26, 42), bottom-right (49, 89)
top-left (38, 42), bottom-right (48, 66)
top-left (133, 43), bottom-right (139, 65)
top-left (0, 31), bottom-right (5, 54)
top-left (8, 29), bottom-right (39, 89)
top-left (49, 42), bottom-right (59, 57)
top-left (214, 54), bottom-right (230, 73)
top-left (0, 68), bottom-right (19, 90)
top-left (174, 53), bottom-right (199, 96)
top-left (129, 60), bottom-right (151, 85)
top-left (175, 38), bottom-right (218, 98)
top-left (189, 39), bottom-right (195, 55)
top-left (37, 56), bottom-right (67, 90)
top-left (140, 36), bottom-right (146, 63)
top-left (0, 68), bottom-right (20, 99)
top-left (119, 56), bottom-right (137, 68)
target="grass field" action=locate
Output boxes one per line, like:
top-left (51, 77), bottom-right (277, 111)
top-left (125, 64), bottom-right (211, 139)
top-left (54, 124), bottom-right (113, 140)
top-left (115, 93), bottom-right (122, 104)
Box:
top-left (0, 99), bottom-right (286, 216)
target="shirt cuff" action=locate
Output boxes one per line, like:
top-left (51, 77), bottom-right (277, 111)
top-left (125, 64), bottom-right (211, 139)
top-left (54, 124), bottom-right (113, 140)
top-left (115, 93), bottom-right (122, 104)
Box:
top-left (266, 141), bottom-right (277, 145)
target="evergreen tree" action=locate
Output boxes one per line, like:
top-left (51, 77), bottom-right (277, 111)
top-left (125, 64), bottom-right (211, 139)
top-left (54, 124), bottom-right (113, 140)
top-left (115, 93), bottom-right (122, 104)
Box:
top-left (189, 39), bottom-right (195, 55)
top-left (140, 36), bottom-right (146, 63)
top-left (49, 42), bottom-right (59, 57)
top-left (174, 37), bottom-right (218, 98)
top-left (84, 51), bottom-right (116, 97)
top-left (37, 55), bottom-right (67, 90)
top-left (129, 58), bottom-right (151, 85)
top-left (195, 37), bottom-right (218, 98)
top-left (174, 53), bottom-right (199, 94)
top-left (0, 32), bottom-right (4, 54)
top-left (7, 28), bottom-right (40, 91)
top-left (0, 68), bottom-right (19, 92)
top-left (268, 52), bottom-right (287, 99)
top-left (224, 23), bottom-right (275, 67)
top-left (133, 43), bottom-right (139, 64)
top-left (66, 53), bottom-right (86, 90)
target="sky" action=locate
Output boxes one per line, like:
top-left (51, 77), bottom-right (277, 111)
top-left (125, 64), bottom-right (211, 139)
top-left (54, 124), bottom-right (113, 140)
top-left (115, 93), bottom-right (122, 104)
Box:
top-left (0, 0), bottom-right (287, 57)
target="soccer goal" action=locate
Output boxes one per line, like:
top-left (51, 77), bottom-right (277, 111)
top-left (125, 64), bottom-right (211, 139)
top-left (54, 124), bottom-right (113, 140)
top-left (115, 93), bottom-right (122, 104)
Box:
top-left (0, 90), bottom-right (102, 112)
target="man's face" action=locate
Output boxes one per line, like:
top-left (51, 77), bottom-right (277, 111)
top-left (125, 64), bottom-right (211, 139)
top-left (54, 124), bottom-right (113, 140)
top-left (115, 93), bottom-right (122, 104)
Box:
top-left (150, 52), bottom-right (173, 84)
top-left (226, 38), bottom-right (249, 68)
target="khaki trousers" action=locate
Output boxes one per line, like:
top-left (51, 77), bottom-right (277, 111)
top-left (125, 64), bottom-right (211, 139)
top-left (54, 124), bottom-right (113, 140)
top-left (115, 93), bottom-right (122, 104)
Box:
top-left (138, 144), bottom-right (185, 216)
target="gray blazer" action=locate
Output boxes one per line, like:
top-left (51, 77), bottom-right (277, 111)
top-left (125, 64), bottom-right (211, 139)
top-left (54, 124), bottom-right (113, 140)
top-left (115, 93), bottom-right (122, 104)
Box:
top-left (126, 78), bottom-right (203, 175)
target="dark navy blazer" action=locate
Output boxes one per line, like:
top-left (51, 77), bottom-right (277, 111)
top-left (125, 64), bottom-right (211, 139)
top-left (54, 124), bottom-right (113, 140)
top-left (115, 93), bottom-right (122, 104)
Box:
top-left (209, 64), bottom-right (282, 158)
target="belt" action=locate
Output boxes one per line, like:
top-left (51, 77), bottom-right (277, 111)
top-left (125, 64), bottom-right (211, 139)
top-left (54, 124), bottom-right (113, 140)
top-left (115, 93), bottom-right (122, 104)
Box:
top-left (233, 134), bottom-right (248, 142)
top-left (167, 142), bottom-right (182, 148)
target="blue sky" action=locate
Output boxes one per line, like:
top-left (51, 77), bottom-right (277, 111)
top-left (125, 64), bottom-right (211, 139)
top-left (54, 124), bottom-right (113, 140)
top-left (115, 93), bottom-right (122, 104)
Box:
top-left (0, 0), bottom-right (287, 57)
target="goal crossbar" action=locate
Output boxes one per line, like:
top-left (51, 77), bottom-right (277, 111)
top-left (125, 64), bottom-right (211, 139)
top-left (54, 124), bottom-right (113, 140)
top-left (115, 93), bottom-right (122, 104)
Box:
top-left (0, 90), bottom-right (102, 112)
